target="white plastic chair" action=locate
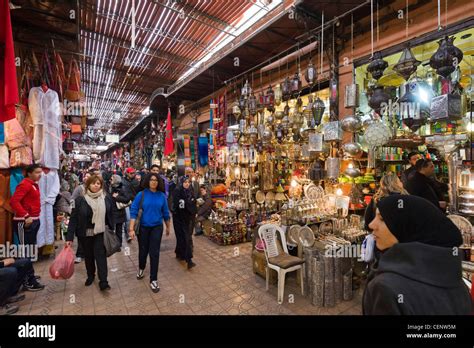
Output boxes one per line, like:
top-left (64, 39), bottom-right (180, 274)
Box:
top-left (258, 224), bottom-right (305, 304)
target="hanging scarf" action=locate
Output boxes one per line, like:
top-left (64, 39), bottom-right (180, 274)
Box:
top-left (84, 189), bottom-right (106, 235)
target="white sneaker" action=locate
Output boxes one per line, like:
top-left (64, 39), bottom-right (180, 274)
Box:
top-left (74, 257), bottom-right (82, 264)
top-left (150, 281), bottom-right (160, 293)
top-left (136, 269), bottom-right (145, 280)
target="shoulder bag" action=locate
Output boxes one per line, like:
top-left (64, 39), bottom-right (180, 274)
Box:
top-left (134, 191), bottom-right (146, 236)
top-left (103, 226), bottom-right (121, 257)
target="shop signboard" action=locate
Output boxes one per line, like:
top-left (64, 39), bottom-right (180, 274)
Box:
top-left (106, 134), bottom-right (120, 143)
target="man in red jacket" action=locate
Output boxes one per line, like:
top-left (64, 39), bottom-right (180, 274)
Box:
top-left (10, 164), bottom-right (42, 251)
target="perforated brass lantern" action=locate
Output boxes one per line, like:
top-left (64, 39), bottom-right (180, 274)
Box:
top-left (312, 96), bottom-right (325, 126)
top-left (290, 72), bottom-right (301, 98)
top-left (239, 95), bottom-right (247, 110)
top-left (367, 51), bottom-right (388, 81)
top-left (257, 92), bottom-right (265, 114)
top-left (393, 46), bottom-right (420, 81)
top-left (282, 77), bottom-right (291, 101)
top-left (241, 79), bottom-right (252, 99)
top-left (248, 92), bottom-right (257, 115)
top-left (430, 36), bottom-right (464, 78)
top-left (305, 58), bottom-right (317, 86)
top-left (274, 84), bottom-right (282, 106)
top-left (232, 101), bottom-right (241, 119)
top-left (265, 85), bottom-right (275, 112)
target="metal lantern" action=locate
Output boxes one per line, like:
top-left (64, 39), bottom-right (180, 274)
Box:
top-left (399, 82), bottom-right (427, 131)
top-left (284, 102), bottom-right (290, 117)
top-left (241, 79), bottom-right (252, 99)
top-left (341, 115), bottom-right (362, 132)
top-left (429, 36), bottom-right (463, 78)
top-left (367, 51), bottom-right (388, 80)
top-left (368, 85), bottom-right (390, 114)
top-left (393, 45), bottom-right (420, 81)
top-left (344, 165), bottom-right (361, 178)
top-left (249, 122), bottom-right (258, 142)
top-left (248, 92), bottom-right (257, 115)
top-left (265, 85), bottom-right (275, 112)
top-left (290, 72), bottom-right (301, 98)
top-left (274, 84), bottom-right (282, 106)
top-left (296, 96), bottom-right (303, 110)
top-left (239, 95), bottom-right (247, 110)
top-left (232, 101), bottom-right (241, 119)
top-left (312, 96), bottom-right (325, 126)
top-left (343, 142), bottom-right (363, 157)
top-left (282, 76), bottom-right (291, 101)
top-left (305, 58), bottom-right (317, 86)
top-left (364, 120), bottom-right (392, 147)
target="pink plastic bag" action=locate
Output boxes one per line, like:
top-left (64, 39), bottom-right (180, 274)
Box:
top-left (49, 246), bottom-right (75, 280)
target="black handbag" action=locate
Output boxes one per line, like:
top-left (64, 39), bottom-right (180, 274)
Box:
top-left (103, 227), bottom-right (121, 257)
top-left (134, 191), bottom-right (145, 236)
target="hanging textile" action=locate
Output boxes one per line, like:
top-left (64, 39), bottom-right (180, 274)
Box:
top-left (0, 169), bottom-right (13, 244)
top-left (164, 108), bottom-right (174, 155)
top-left (190, 135), bottom-right (195, 170)
top-left (29, 87), bottom-right (62, 169)
top-left (0, 122), bottom-right (4, 143)
top-left (183, 135), bottom-right (191, 168)
top-left (37, 168), bottom-right (59, 248)
top-left (0, 0), bottom-right (18, 122)
top-left (198, 136), bottom-right (209, 167)
top-left (0, 144), bottom-right (8, 168)
top-left (9, 168), bottom-right (23, 195)
top-left (4, 116), bottom-right (33, 167)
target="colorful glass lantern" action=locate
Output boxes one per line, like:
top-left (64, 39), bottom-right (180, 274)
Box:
top-left (393, 45), bottom-right (420, 81)
top-left (305, 58), bottom-right (317, 86)
top-left (290, 72), bottom-right (302, 98)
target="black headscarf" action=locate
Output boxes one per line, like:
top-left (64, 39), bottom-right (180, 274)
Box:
top-left (376, 194), bottom-right (462, 248)
top-left (178, 175), bottom-right (193, 200)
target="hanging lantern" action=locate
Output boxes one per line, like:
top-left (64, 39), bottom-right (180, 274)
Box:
top-left (429, 36), bottom-right (463, 78)
top-left (265, 85), bottom-right (275, 112)
top-left (393, 45), bottom-right (421, 81)
top-left (257, 92), bottom-right (265, 114)
top-left (343, 142), bottom-right (363, 157)
top-left (296, 96), bottom-right (303, 110)
top-left (312, 96), bottom-right (325, 126)
top-left (368, 85), bottom-right (390, 114)
top-left (239, 95), bottom-right (247, 110)
top-left (241, 80), bottom-right (252, 99)
top-left (305, 58), bottom-right (317, 86)
top-left (248, 122), bottom-right (258, 142)
top-left (248, 92), bottom-right (257, 115)
top-left (341, 115), bottom-right (362, 132)
top-left (399, 82), bottom-right (427, 131)
top-left (284, 102), bottom-right (290, 117)
top-left (232, 101), bottom-right (241, 119)
top-left (290, 72), bottom-right (301, 98)
top-left (274, 84), bottom-right (282, 106)
top-left (367, 51), bottom-right (388, 80)
top-left (282, 77), bottom-right (291, 101)
top-left (364, 120), bottom-right (392, 147)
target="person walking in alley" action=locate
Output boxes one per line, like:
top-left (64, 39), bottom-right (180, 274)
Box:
top-left (128, 173), bottom-right (171, 293)
top-left (108, 174), bottom-right (129, 246)
top-left (66, 175), bottom-right (115, 291)
top-left (70, 171), bottom-right (91, 263)
top-left (122, 167), bottom-right (140, 243)
top-left (172, 176), bottom-right (197, 270)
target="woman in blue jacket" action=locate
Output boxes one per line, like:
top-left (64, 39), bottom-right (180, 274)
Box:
top-left (128, 173), bottom-right (170, 293)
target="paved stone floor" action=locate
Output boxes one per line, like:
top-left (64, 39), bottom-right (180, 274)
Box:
top-left (17, 229), bottom-right (363, 315)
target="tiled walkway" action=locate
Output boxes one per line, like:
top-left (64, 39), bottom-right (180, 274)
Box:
top-left (17, 229), bottom-right (363, 315)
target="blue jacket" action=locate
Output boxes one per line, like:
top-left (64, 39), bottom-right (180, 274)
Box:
top-left (130, 189), bottom-right (170, 227)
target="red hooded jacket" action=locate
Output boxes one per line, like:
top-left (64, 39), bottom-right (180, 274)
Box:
top-left (0, 0), bottom-right (18, 122)
top-left (10, 178), bottom-right (41, 220)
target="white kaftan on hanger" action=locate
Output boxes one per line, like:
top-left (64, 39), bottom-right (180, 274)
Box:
top-left (37, 169), bottom-right (59, 248)
top-left (28, 87), bottom-right (62, 169)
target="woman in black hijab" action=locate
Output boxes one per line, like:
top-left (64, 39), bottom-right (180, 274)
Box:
top-left (172, 176), bottom-right (197, 269)
top-left (363, 194), bottom-right (471, 315)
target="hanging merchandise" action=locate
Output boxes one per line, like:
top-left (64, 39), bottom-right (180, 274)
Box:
top-left (232, 100), bottom-right (241, 119)
top-left (0, 0), bottom-right (18, 122)
top-left (399, 81), bottom-right (427, 131)
top-left (323, 121), bottom-right (342, 142)
top-left (364, 120), bottom-right (392, 147)
top-left (305, 58), bottom-right (317, 87)
top-left (248, 92), bottom-right (257, 115)
top-left (291, 72), bottom-right (301, 98)
top-left (241, 79), bottom-right (252, 99)
top-left (29, 86), bottom-right (62, 169)
top-left (368, 85), bottom-right (390, 114)
top-left (65, 59), bottom-right (82, 102)
top-left (0, 123), bottom-right (4, 143)
top-left (0, 144), bottom-right (8, 168)
top-left (367, 52), bottom-right (388, 81)
top-left (265, 85), bottom-right (275, 112)
top-left (198, 135), bottom-right (208, 167)
top-left (37, 168), bottom-right (60, 249)
top-left (282, 76), bottom-right (291, 101)
top-left (312, 96), bottom-right (326, 126)
top-left (341, 115), bottom-right (362, 132)
top-left (429, 36), bottom-right (463, 78)
top-left (394, 45), bottom-right (420, 81)
top-left (343, 142), bottom-right (363, 157)
top-left (345, 14), bottom-right (359, 108)
top-left (274, 83), bottom-right (282, 106)
top-left (4, 117), bottom-right (33, 167)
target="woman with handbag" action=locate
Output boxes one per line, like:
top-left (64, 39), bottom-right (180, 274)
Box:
top-left (108, 174), bottom-right (128, 245)
top-left (172, 176), bottom-right (197, 270)
top-left (129, 173), bottom-right (170, 293)
top-left (66, 175), bottom-right (115, 291)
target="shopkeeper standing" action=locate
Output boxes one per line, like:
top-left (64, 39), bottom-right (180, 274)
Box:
top-left (406, 159), bottom-right (443, 211)
top-left (401, 152), bottom-right (421, 188)
top-left (10, 164), bottom-right (42, 252)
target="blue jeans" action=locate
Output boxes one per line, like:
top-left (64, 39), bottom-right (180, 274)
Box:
top-left (124, 207), bottom-right (131, 240)
top-left (0, 258), bottom-right (35, 305)
top-left (138, 225), bottom-right (163, 282)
